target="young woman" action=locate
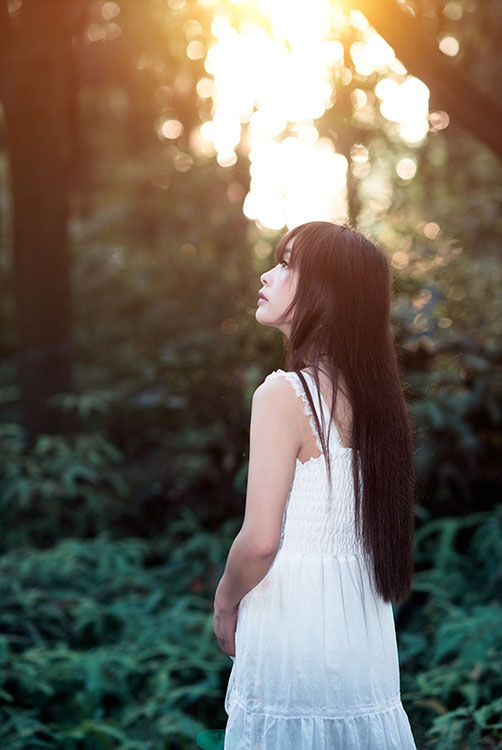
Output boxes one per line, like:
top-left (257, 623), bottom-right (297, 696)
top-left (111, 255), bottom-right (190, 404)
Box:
top-left (213, 221), bottom-right (417, 749)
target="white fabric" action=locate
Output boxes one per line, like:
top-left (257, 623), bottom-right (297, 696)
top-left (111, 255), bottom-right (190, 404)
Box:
top-left (223, 369), bottom-right (417, 749)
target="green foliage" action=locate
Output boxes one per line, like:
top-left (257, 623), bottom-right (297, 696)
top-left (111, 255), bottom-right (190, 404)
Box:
top-left (0, 421), bottom-right (128, 551)
top-left (397, 508), bottom-right (502, 749)
top-left (0, 510), bottom-right (240, 749)
top-left (1, 502), bottom-right (500, 749)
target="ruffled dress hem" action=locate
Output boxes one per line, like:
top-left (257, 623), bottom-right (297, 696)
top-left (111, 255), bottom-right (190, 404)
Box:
top-left (224, 692), bottom-right (416, 749)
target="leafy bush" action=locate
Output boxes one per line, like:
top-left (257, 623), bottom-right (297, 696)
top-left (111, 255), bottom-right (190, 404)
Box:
top-left (397, 507), bottom-right (502, 749)
top-left (1, 500), bottom-right (501, 748)
top-left (0, 421), bottom-right (128, 552)
top-left (0, 509), bottom-right (240, 749)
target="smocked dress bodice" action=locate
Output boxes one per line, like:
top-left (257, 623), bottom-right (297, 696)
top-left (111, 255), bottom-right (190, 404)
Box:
top-left (269, 369), bottom-right (365, 561)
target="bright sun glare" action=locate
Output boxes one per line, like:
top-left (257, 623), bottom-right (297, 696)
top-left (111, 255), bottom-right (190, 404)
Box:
top-left (196, 0), bottom-right (430, 230)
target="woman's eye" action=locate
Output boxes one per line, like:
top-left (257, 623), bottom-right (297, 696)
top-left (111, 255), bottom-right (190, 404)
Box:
top-left (280, 260), bottom-right (289, 268)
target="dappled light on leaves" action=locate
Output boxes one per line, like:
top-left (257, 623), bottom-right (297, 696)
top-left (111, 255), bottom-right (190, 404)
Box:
top-left (197, 0), bottom-right (432, 228)
top-left (375, 77), bottom-right (429, 143)
top-left (243, 136), bottom-right (347, 230)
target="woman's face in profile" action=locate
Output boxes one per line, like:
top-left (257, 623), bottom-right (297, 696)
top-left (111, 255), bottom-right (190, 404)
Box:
top-left (255, 241), bottom-right (298, 337)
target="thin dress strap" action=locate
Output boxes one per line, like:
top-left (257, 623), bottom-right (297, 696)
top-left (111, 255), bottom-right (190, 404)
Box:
top-left (264, 369), bottom-right (323, 453)
top-left (264, 369), bottom-right (352, 455)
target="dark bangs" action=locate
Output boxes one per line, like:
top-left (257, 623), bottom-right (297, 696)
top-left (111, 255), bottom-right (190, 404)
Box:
top-left (274, 226), bottom-right (302, 268)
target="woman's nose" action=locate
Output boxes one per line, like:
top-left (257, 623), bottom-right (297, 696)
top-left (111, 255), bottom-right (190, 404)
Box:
top-left (260, 268), bottom-right (271, 285)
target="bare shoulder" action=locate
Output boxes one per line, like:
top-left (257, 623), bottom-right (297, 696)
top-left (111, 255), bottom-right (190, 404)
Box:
top-left (253, 370), bottom-right (296, 403)
top-left (251, 371), bottom-right (301, 424)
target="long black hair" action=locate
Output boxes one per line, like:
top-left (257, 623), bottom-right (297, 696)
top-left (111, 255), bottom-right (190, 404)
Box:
top-left (275, 221), bottom-right (416, 604)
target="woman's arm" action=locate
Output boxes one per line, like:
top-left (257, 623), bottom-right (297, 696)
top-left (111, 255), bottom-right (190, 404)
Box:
top-left (214, 374), bottom-right (301, 614)
top-left (213, 529), bottom-right (277, 614)
top-left (213, 530), bottom-right (277, 657)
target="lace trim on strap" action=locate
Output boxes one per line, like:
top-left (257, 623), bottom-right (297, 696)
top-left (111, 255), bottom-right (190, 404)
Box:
top-left (264, 369), bottom-right (323, 454)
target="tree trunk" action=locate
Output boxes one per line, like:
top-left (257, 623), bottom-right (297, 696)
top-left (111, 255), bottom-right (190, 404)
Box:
top-left (0, 0), bottom-right (87, 442)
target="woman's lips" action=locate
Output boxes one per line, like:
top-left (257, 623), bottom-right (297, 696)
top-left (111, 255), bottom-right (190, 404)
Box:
top-left (257, 298), bottom-right (267, 304)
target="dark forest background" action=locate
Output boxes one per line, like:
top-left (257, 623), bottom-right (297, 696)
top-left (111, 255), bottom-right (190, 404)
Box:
top-left (0, 0), bottom-right (501, 748)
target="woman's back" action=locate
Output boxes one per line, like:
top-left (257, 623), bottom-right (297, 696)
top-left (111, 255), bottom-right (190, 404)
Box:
top-left (223, 369), bottom-right (416, 749)
top-left (269, 368), bottom-right (363, 559)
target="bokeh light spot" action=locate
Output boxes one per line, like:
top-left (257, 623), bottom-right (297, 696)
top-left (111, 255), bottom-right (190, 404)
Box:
top-left (428, 111), bottom-right (450, 132)
top-left (438, 35), bottom-right (460, 57)
top-left (196, 77), bottom-right (215, 98)
top-left (443, 2), bottom-right (463, 20)
top-left (161, 120), bottom-right (184, 139)
top-left (423, 222), bottom-right (440, 239)
top-left (396, 158), bottom-right (417, 180)
top-left (187, 40), bottom-right (206, 60)
top-left (173, 152), bottom-right (194, 172)
top-left (102, 2), bottom-right (120, 20)
top-left (184, 19), bottom-right (203, 39)
top-left (392, 251), bottom-right (409, 269)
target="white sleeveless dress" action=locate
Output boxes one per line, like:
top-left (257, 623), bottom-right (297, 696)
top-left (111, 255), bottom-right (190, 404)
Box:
top-left (223, 369), bottom-right (417, 749)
